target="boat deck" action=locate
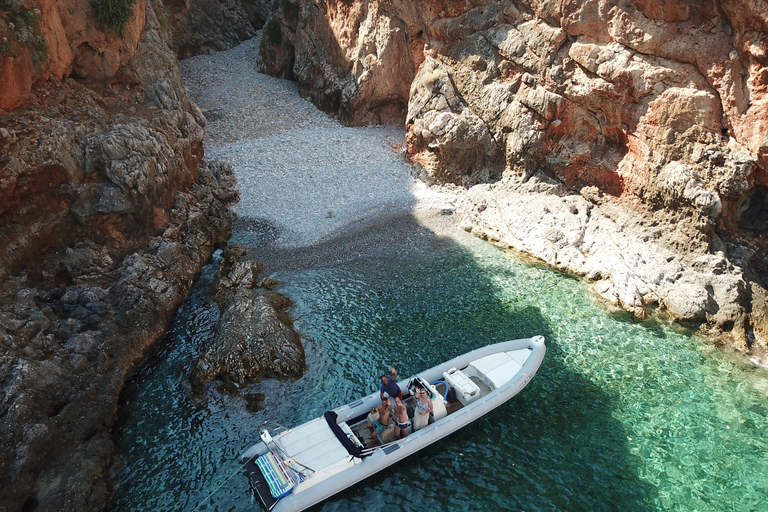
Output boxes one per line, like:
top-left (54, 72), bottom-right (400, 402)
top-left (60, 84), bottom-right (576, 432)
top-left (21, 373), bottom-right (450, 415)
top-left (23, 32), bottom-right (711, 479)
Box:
top-left (242, 337), bottom-right (547, 512)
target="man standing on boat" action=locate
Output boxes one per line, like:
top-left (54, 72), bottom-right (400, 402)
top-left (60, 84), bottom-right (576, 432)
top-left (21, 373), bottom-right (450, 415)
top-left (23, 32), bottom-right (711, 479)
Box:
top-left (379, 367), bottom-right (403, 401)
top-left (393, 396), bottom-right (409, 439)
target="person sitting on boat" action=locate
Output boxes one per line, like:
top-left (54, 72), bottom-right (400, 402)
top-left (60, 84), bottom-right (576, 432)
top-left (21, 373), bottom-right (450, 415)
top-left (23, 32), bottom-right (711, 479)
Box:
top-left (368, 397), bottom-right (393, 444)
top-left (393, 396), bottom-right (409, 439)
top-left (413, 388), bottom-right (433, 431)
top-left (379, 367), bottom-right (402, 401)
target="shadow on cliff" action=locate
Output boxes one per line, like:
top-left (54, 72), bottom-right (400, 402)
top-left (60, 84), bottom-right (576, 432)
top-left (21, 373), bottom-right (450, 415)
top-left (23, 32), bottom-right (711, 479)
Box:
top-left (260, 0), bottom-right (416, 127)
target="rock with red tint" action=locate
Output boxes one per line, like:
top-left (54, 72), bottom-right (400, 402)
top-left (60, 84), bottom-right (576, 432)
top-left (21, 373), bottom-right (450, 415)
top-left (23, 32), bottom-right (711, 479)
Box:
top-left (0, 0), bottom-right (147, 110)
top-left (260, 0), bottom-right (768, 361)
top-left (0, 1), bottom-right (245, 510)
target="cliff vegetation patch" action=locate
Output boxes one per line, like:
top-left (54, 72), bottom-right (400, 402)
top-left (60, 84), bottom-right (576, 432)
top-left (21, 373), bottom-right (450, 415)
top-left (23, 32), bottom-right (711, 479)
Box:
top-left (0, 0), bottom-right (47, 58)
top-left (91, 0), bottom-right (136, 32)
top-left (264, 18), bottom-right (281, 45)
top-left (280, 0), bottom-right (293, 17)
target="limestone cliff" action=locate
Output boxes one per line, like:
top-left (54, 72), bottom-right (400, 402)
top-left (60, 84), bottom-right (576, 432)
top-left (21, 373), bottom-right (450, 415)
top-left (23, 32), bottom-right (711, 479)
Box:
top-left (260, 0), bottom-right (768, 362)
top-left (0, 0), bottom-right (246, 510)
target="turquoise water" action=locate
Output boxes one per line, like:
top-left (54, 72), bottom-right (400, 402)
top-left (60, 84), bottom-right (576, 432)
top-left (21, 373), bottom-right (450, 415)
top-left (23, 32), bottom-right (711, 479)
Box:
top-left (107, 229), bottom-right (768, 512)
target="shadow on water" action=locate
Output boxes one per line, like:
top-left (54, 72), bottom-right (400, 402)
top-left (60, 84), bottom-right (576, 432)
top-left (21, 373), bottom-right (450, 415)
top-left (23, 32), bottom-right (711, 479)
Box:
top-left (293, 240), bottom-right (656, 512)
top-left (106, 204), bottom-right (658, 512)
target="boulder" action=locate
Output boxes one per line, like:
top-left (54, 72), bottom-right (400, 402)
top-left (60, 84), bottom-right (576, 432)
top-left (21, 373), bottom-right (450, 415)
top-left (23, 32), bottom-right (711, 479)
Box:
top-left (190, 244), bottom-right (306, 394)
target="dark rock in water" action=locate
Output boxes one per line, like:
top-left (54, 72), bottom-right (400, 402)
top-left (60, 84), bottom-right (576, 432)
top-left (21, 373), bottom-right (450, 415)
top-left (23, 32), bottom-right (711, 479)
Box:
top-left (190, 244), bottom-right (306, 393)
top-left (243, 391), bottom-right (267, 413)
top-left (210, 244), bottom-right (264, 305)
top-left (191, 290), bottom-right (306, 389)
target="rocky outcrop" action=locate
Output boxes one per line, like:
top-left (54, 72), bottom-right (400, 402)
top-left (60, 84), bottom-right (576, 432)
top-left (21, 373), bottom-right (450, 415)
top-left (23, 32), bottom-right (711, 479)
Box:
top-left (258, 0), bottom-right (421, 124)
top-left (0, 0), bottom-right (270, 111)
top-left (163, 0), bottom-right (262, 59)
top-left (0, 157), bottom-right (236, 511)
top-left (259, 0), bottom-right (768, 363)
top-left (190, 245), bottom-right (306, 403)
top-left (0, 1), bottom-right (241, 511)
top-left (454, 173), bottom-right (755, 338)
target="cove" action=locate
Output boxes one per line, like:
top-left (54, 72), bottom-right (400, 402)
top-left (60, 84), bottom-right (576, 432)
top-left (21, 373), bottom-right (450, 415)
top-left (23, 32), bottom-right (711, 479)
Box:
top-left (107, 216), bottom-right (768, 512)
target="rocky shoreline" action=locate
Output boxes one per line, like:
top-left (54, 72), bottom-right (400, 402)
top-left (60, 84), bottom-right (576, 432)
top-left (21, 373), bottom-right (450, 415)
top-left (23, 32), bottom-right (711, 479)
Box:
top-left (450, 173), bottom-right (768, 365)
top-left (0, 1), bottom-right (239, 510)
top-left (2, 0), bottom-right (768, 510)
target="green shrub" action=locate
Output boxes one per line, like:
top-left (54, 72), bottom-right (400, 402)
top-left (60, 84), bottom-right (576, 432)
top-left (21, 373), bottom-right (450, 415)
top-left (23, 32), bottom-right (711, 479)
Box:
top-left (91, 0), bottom-right (136, 32)
top-left (280, 0), bottom-right (293, 17)
top-left (265, 19), bottom-right (282, 45)
top-left (1, 37), bottom-right (14, 56)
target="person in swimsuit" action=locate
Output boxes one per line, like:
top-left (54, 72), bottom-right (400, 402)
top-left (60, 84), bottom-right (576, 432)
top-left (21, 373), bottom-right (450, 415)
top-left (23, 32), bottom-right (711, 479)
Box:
top-left (413, 388), bottom-right (433, 431)
top-left (368, 397), bottom-right (393, 444)
top-left (379, 367), bottom-right (402, 401)
top-left (393, 396), bottom-right (409, 439)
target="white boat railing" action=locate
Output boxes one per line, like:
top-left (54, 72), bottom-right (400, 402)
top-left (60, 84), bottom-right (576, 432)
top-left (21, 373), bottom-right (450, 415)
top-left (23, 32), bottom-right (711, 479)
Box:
top-left (359, 439), bottom-right (400, 456)
top-left (259, 420), bottom-right (291, 438)
top-left (257, 421), bottom-right (317, 475)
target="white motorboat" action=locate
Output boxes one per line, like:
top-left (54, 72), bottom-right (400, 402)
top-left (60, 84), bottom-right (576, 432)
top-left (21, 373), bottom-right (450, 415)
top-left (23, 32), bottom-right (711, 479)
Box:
top-left (241, 336), bottom-right (546, 511)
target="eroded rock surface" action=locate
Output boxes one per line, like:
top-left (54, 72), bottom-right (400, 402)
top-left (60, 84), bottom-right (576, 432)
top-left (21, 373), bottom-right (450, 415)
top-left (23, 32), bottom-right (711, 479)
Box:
top-left (0, 1), bottom-right (242, 510)
top-left (190, 244), bottom-right (306, 399)
top-left (260, 0), bottom-right (768, 362)
top-left (165, 0), bottom-right (262, 59)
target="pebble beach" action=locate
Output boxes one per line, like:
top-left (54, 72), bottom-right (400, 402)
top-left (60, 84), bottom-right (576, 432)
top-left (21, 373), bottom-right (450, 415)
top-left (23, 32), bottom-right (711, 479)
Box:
top-left (180, 35), bottom-right (453, 253)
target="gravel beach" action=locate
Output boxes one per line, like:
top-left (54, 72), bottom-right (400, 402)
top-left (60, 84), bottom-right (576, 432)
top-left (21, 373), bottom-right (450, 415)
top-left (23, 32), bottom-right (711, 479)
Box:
top-left (180, 35), bottom-right (454, 254)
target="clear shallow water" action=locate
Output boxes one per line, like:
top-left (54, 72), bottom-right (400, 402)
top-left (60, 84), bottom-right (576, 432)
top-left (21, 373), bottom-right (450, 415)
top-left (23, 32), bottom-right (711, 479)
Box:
top-left (108, 230), bottom-right (768, 512)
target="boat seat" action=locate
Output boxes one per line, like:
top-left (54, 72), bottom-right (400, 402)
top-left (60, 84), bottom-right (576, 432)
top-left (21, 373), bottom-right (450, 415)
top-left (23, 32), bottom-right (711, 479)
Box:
top-left (442, 367), bottom-right (480, 405)
top-left (276, 418), bottom-right (351, 473)
top-left (468, 350), bottom-right (527, 389)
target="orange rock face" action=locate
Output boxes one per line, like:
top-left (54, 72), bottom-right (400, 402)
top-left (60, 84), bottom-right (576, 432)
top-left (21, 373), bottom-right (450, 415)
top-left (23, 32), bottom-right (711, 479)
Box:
top-left (0, 0), bottom-right (146, 110)
top-left (265, 0), bottom-right (768, 200)
top-left (263, 0), bottom-right (768, 354)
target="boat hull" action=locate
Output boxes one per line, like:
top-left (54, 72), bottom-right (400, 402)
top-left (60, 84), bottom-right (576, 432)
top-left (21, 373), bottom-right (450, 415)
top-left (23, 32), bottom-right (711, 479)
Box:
top-left (241, 336), bottom-right (546, 512)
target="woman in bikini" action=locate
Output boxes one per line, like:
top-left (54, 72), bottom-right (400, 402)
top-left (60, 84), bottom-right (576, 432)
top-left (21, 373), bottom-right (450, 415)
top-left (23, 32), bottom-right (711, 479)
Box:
top-left (413, 388), bottom-right (433, 431)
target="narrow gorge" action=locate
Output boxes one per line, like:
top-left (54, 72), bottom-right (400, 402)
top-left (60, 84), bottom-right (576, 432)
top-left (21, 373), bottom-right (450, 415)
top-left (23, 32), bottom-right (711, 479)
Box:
top-left (1, 0), bottom-right (767, 511)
